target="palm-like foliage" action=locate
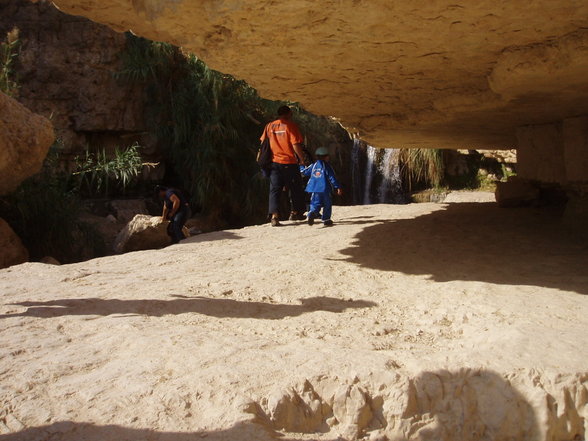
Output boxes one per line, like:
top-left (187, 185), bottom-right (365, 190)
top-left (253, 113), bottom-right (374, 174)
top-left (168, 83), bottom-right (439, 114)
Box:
top-left (398, 148), bottom-right (445, 190)
top-left (74, 143), bottom-right (144, 197)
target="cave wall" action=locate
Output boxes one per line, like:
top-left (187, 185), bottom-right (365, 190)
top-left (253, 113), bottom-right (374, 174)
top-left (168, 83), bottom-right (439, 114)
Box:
top-left (517, 115), bottom-right (588, 187)
top-left (0, 0), bottom-right (150, 160)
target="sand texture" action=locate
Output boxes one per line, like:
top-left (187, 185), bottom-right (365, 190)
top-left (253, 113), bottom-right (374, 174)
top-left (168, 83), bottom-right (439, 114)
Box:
top-left (1, 197), bottom-right (587, 440)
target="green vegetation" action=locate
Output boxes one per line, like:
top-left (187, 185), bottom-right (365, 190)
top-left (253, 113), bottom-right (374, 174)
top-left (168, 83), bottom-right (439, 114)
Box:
top-left (116, 35), bottom-right (269, 225)
top-left (74, 142), bottom-right (145, 197)
top-left (2, 32), bottom-right (352, 263)
top-left (0, 141), bottom-right (105, 263)
top-left (117, 34), bottom-right (350, 225)
top-left (0, 27), bottom-right (20, 96)
top-left (398, 148), bottom-right (445, 191)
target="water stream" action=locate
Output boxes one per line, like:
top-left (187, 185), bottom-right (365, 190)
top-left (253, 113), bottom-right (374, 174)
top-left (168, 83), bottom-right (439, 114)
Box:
top-left (363, 146), bottom-right (377, 205)
top-left (350, 141), bottom-right (406, 205)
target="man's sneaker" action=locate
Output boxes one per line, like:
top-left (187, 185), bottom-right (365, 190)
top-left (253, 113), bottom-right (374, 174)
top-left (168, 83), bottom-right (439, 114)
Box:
top-left (323, 219), bottom-right (334, 227)
top-left (307, 212), bottom-right (316, 226)
top-left (270, 217), bottom-right (281, 227)
top-left (289, 212), bottom-right (306, 221)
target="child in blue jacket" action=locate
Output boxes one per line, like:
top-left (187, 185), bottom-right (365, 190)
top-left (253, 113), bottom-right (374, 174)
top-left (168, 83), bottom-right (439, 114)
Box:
top-left (301, 147), bottom-right (343, 226)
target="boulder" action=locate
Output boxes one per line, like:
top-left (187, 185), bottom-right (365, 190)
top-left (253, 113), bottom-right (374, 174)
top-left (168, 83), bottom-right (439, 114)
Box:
top-left (114, 215), bottom-right (190, 253)
top-left (411, 190), bottom-right (449, 204)
top-left (495, 177), bottom-right (540, 207)
top-left (0, 218), bottom-right (28, 269)
top-left (0, 92), bottom-right (54, 195)
top-left (39, 256), bottom-right (61, 265)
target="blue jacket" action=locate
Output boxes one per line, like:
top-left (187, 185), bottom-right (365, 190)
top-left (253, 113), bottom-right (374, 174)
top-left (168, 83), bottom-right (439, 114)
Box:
top-left (301, 160), bottom-right (341, 193)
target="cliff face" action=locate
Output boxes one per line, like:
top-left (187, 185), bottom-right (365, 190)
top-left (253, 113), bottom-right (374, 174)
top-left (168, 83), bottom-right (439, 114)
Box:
top-left (0, 0), bottom-right (149, 158)
top-left (48, 0), bottom-right (588, 149)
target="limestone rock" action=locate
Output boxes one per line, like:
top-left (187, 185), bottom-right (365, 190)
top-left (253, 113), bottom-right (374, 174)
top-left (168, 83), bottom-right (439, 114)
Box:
top-left (265, 381), bottom-right (330, 433)
top-left (332, 384), bottom-right (375, 439)
top-left (0, 218), bottom-right (28, 269)
top-left (495, 177), bottom-right (540, 208)
top-left (0, 0), bottom-right (149, 156)
top-left (114, 214), bottom-right (189, 253)
top-left (39, 256), bottom-right (61, 265)
top-left (0, 92), bottom-right (54, 195)
top-left (516, 123), bottom-right (566, 184)
top-left (411, 190), bottom-right (448, 204)
top-left (50, 0), bottom-right (588, 148)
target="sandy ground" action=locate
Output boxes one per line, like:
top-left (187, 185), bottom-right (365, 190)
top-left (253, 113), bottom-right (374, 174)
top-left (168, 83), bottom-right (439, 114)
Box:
top-left (0, 193), bottom-right (587, 441)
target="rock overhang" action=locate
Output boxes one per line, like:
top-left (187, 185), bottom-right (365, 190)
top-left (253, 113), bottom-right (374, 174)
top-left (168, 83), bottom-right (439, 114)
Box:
top-left (49, 0), bottom-right (588, 148)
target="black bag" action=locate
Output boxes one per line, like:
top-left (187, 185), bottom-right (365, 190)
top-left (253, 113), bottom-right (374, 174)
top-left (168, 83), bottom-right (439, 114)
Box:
top-left (256, 126), bottom-right (273, 176)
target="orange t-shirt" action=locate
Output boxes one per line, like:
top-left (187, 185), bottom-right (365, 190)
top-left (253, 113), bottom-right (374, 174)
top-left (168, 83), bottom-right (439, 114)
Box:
top-left (260, 118), bottom-right (304, 165)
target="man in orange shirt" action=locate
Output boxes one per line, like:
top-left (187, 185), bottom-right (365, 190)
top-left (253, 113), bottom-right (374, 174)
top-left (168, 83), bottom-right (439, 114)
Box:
top-left (260, 105), bottom-right (308, 226)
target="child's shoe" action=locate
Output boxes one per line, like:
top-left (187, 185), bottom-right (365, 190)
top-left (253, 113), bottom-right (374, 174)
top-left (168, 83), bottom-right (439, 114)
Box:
top-left (307, 212), bottom-right (316, 226)
top-left (323, 219), bottom-right (334, 227)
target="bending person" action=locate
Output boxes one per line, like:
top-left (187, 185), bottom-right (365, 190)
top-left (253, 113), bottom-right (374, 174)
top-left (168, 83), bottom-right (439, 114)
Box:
top-left (155, 185), bottom-right (191, 244)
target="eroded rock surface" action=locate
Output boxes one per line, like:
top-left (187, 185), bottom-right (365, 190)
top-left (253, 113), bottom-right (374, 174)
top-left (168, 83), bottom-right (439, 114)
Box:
top-left (50, 0), bottom-right (588, 148)
top-left (0, 218), bottom-right (28, 269)
top-left (0, 92), bottom-right (54, 195)
top-left (114, 214), bottom-right (189, 253)
top-left (253, 372), bottom-right (587, 441)
top-left (0, 0), bottom-right (150, 158)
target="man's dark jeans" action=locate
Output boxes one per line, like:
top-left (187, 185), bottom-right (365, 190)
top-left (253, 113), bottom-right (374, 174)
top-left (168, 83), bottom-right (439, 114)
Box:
top-left (168, 205), bottom-right (191, 244)
top-left (268, 162), bottom-right (305, 216)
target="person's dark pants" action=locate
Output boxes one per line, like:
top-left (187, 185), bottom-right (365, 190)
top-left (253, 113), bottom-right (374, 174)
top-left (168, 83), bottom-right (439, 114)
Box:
top-left (168, 205), bottom-right (191, 244)
top-left (268, 162), bottom-right (305, 216)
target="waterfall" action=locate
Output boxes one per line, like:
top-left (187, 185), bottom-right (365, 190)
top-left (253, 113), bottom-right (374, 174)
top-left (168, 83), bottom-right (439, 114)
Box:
top-left (363, 145), bottom-right (377, 204)
top-left (349, 140), bottom-right (407, 205)
top-left (378, 148), bottom-right (402, 203)
top-left (351, 138), bottom-right (362, 205)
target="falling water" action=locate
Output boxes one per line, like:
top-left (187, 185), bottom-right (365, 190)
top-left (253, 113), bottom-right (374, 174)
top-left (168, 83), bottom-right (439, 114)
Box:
top-left (349, 139), bottom-right (407, 205)
top-left (363, 145), bottom-right (377, 204)
top-left (351, 138), bottom-right (362, 205)
top-left (378, 148), bottom-right (402, 203)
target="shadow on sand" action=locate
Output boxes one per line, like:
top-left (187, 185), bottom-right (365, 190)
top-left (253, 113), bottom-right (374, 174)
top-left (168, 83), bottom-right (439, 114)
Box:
top-left (338, 202), bottom-right (588, 295)
top-left (0, 421), bottom-right (275, 441)
top-left (180, 230), bottom-right (244, 244)
top-left (1, 295), bottom-right (376, 320)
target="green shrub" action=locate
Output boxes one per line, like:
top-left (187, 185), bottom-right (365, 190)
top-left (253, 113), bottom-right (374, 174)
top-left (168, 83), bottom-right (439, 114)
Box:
top-left (117, 33), bottom-right (350, 226)
top-left (399, 148), bottom-right (445, 191)
top-left (74, 142), bottom-right (144, 197)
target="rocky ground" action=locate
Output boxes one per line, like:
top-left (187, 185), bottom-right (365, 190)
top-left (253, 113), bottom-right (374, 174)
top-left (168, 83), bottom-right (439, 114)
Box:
top-left (0, 194), bottom-right (587, 441)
